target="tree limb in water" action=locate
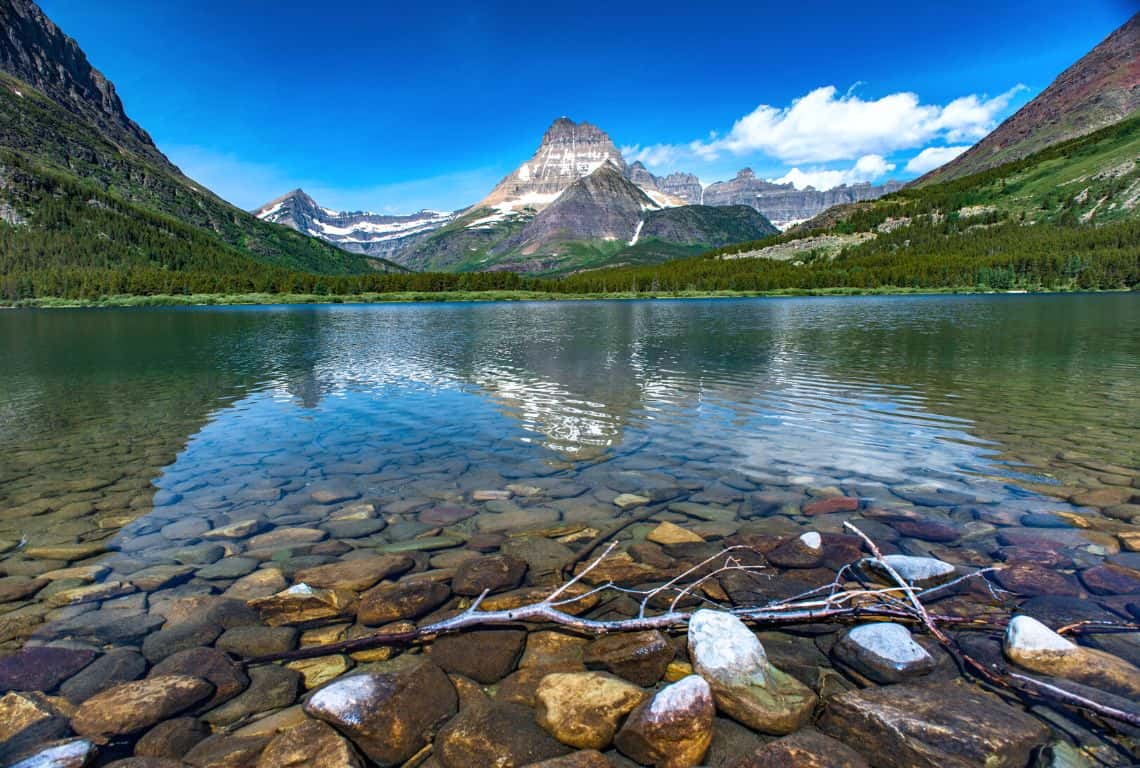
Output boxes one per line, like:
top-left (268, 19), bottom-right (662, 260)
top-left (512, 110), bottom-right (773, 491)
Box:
top-left (245, 525), bottom-right (1140, 729)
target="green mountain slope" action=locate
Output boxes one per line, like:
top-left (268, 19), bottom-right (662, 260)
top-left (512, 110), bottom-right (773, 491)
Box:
top-left (0, 0), bottom-right (401, 278)
top-left (0, 72), bottom-right (399, 276)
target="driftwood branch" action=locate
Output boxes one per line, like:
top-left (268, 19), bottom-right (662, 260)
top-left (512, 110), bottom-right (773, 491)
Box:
top-left (842, 522), bottom-right (1140, 729)
top-left (244, 523), bottom-right (1140, 730)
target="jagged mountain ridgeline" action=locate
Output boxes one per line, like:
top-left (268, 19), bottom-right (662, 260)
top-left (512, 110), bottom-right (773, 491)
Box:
top-left (257, 117), bottom-right (779, 274)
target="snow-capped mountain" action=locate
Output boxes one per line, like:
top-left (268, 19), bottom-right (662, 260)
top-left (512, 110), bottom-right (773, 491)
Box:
top-left (253, 189), bottom-right (453, 257)
top-left (476, 117), bottom-right (684, 213)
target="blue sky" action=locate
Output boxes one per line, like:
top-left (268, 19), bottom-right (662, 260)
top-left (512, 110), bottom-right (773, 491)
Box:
top-left (39, 0), bottom-right (1135, 213)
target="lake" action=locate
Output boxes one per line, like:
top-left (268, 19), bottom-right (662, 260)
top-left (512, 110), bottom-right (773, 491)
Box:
top-left (1, 293), bottom-right (1138, 763)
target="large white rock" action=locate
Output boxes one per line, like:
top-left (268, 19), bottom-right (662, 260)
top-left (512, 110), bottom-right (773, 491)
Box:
top-left (1004, 614), bottom-right (1140, 700)
top-left (687, 610), bottom-right (816, 734)
top-left (688, 609), bottom-right (768, 685)
top-left (1005, 615), bottom-right (1077, 657)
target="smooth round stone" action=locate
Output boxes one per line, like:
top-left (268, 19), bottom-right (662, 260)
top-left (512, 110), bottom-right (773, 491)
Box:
top-left (419, 506), bottom-right (476, 526)
top-left (59, 649), bottom-right (147, 705)
top-left (1079, 563), bottom-right (1140, 595)
top-left (7, 739), bottom-right (97, 768)
top-left (256, 718), bottom-right (362, 768)
top-left (321, 518), bottom-right (387, 539)
top-left (428, 629), bottom-right (527, 684)
top-left (832, 623), bottom-right (935, 683)
top-left (202, 665), bottom-right (302, 727)
top-left (766, 533), bottom-right (825, 569)
top-left (215, 626), bottom-right (299, 658)
top-left (357, 578), bottom-right (451, 625)
top-left (197, 557), bottom-right (259, 580)
top-left (613, 675), bottom-right (714, 768)
top-left (535, 671), bottom-right (649, 749)
top-left (70, 675), bottom-right (214, 741)
top-left (293, 555), bottom-right (414, 592)
top-left (141, 621), bottom-right (223, 663)
top-left (436, 700), bottom-right (571, 768)
top-left (871, 555), bottom-right (956, 587)
top-left (304, 662), bottom-right (457, 766)
top-left (150, 647), bottom-right (249, 710)
top-left (993, 563), bottom-right (1080, 597)
top-left (452, 554), bottom-right (527, 596)
top-left (134, 717), bottom-right (210, 759)
top-left (0, 647), bottom-right (98, 692)
top-left (687, 610), bottom-right (816, 735)
top-left (583, 630), bottom-right (674, 687)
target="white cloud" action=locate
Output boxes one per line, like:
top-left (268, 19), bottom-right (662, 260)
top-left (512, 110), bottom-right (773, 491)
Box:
top-left (625, 83), bottom-right (1026, 169)
top-left (775, 154), bottom-right (896, 190)
top-left (904, 145), bottom-right (971, 174)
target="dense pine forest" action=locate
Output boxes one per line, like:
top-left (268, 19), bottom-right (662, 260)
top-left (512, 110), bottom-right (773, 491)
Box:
top-left (2, 115), bottom-right (1139, 302)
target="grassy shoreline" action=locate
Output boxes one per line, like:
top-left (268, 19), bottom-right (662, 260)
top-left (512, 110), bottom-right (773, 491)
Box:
top-left (2, 285), bottom-right (1131, 309)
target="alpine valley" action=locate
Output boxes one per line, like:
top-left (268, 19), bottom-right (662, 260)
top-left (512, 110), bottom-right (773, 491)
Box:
top-left (255, 118), bottom-right (784, 275)
top-left (253, 118), bottom-right (904, 274)
top-left (0, 0), bottom-right (1136, 300)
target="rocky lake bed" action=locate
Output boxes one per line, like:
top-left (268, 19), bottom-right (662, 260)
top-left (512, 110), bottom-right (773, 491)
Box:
top-left (0, 295), bottom-right (1138, 767)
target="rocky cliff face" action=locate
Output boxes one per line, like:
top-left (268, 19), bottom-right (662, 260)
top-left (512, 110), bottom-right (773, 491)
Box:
top-left (496, 163), bottom-right (657, 255)
top-left (703, 169), bottom-right (902, 228)
top-left (254, 189), bottom-right (453, 257)
top-left (0, 0), bottom-right (171, 168)
top-left (478, 117), bottom-right (629, 211)
top-left (920, 12), bottom-right (1139, 184)
top-left (658, 172), bottom-right (703, 205)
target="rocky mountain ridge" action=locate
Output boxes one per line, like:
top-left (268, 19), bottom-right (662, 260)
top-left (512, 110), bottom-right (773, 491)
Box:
top-left (254, 189), bottom-right (453, 257)
top-left (0, 0), bottom-right (171, 169)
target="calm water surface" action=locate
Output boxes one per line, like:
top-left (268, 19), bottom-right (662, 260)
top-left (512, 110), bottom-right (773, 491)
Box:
top-left (0, 294), bottom-right (1138, 761)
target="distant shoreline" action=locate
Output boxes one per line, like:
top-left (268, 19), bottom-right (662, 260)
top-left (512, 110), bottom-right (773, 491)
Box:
top-left (2, 286), bottom-right (1132, 309)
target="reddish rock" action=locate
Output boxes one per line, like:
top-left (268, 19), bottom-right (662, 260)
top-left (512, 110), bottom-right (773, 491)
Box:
top-left (802, 497), bottom-right (858, 516)
top-left (992, 563), bottom-right (1080, 597)
top-left (1080, 563), bottom-right (1140, 595)
top-left (0, 647), bottom-right (98, 692)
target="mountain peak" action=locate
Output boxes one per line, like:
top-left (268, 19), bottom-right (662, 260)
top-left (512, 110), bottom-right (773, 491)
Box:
top-left (477, 117), bottom-right (627, 211)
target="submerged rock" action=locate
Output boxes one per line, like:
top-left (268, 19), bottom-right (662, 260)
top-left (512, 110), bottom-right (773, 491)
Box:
top-left (1004, 615), bottom-right (1140, 699)
top-left (766, 532), bottom-right (825, 569)
top-left (534, 671), bottom-right (649, 749)
top-left (7, 739), bottom-right (97, 768)
top-left (0, 646), bottom-right (98, 692)
top-left (583, 630), bottom-right (673, 686)
top-left (646, 521), bottom-right (704, 546)
top-left (247, 584), bottom-right (357, 626)
top-left (819, 680), bottom-right (1049, 768)
top-left (356, 578), bottom-right (451, 625)
top-left (255, 719), bottom-right (362, 768)
top-left (293, 555), bottom-right (414, 592)
top-left (429, 628), bottom-right (526, 684)
top-left (728, 727), bottom-right (870, 768)
top-left (868, 555), bottom-right (955, 588)
top-left (832, 623), bottom-right (935, 683)
top-left (71, 675), bottom-right (214, 742)
top-left (687, 609), bottom-right (816, 734)
top-left (613, 675), bottom-right (715, 768)
top-left (436, 701), bottom-right (572, 768)
top-left (0, 692), bottom-right (71, 763)
top-left (304, 661), bottom-right (456, 767)
top-left (452, 554), bottom-right (528, 596)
